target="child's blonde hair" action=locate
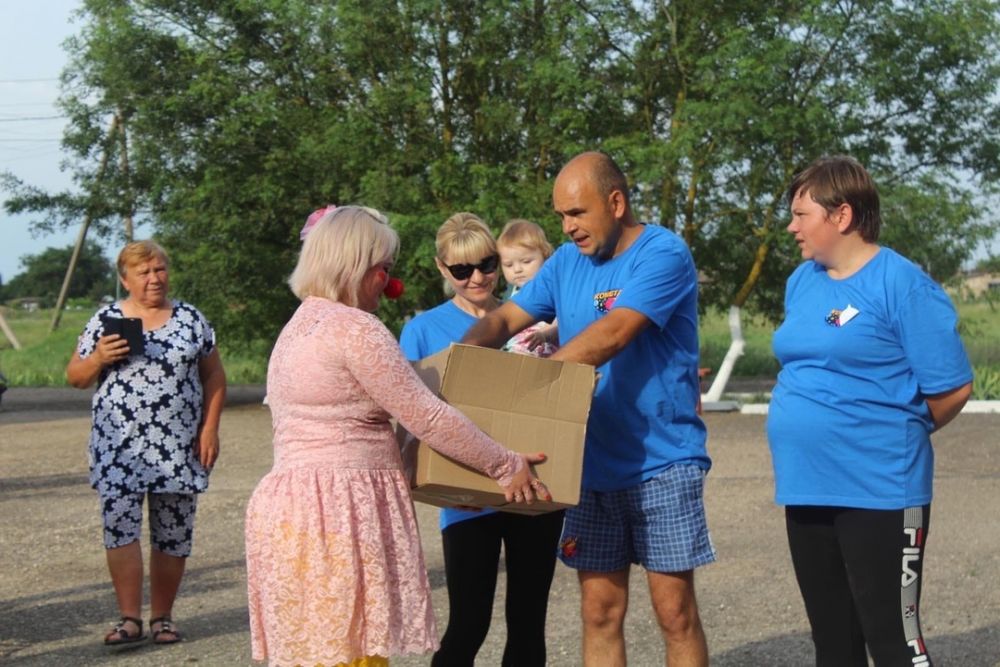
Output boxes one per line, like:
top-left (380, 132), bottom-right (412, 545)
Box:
top-left (497, 219), bottom-right (553, 259)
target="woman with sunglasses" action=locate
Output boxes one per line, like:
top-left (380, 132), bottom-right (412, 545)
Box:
top-left (400, 212), bottom-right (566, 667)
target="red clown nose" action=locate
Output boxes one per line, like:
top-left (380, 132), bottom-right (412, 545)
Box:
top-left (383, 277), bottom-right (405, 299)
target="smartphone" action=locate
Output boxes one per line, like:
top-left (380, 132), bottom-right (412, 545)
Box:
top-left (100, 316), bottom-right (145, 356)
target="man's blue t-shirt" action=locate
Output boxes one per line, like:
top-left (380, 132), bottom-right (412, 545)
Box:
top-left (767, 248), bottom-right (973, 509)
top-left (399, 300), bottom-right (498, 530)
top-left (513, 224), bottom-right (710, 492)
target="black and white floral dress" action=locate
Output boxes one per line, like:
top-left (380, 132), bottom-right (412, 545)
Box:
top-left (77, 301), bottom-right (216, 498)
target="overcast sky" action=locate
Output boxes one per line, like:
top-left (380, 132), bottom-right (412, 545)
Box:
top-left (0, 0), bottom-right (86, 282)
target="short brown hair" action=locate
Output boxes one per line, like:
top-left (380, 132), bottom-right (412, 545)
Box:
top-left (497, 219), bottom-right (554, 259)
top-left (590, 152), bottom-right (630, 206)
top-left (117, 240), bottom-right (168, 277)
top-left (786, 155), bottom-right (881, 242)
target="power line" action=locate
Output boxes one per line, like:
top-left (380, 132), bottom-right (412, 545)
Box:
top-left (0, 115), bottom-right (66, 122)
top-left (0, 78), bottom-right (60, 83)
top-left (0, 138), bottom-right (62, 143)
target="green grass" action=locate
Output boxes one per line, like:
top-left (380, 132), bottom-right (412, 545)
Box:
top-left (0, 307), bottom-right (269, 386)
top-left (0, 308), bottom-right (90, 385)
top-left (2, 301), bottom-right (998, 399)
top-left (698, 309), bottom-right (780, 378)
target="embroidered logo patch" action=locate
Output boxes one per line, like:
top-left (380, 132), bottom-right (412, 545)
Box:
top-left (559, 536), bottom-right (578, 559)
top-left (593, 289), bottom-right (621, 314)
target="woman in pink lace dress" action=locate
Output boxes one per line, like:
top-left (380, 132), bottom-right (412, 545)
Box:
top-left (245, 205), bottom-right (548, 667)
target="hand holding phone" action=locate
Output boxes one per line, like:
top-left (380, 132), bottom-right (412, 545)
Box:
top-left (100, 316), bottom-right (145, 357)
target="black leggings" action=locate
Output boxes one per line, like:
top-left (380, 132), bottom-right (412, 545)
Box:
top-left (431, 510), bottom-right (565, 667)
top-left (785, 505), bottom-right (932, 667)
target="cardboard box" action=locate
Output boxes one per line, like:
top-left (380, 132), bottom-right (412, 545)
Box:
top-left (405, 344), bottom-right (596, 515)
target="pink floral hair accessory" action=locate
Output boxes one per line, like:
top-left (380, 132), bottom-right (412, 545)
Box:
top-left (300, 204), bottom-right (337, 240)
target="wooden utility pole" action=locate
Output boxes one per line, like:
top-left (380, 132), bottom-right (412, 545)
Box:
top-left (50, 114), bottom-right (119, 333)
top-left (118, 110), bottom-right (134, 242)
top-left (0, 310), bottom-right (21, 350)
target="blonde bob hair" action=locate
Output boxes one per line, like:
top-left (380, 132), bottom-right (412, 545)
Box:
top-left (435, 212), bottom-right (496, 263)
top-left (289, 205), bottom-right (399, 306)
top-left (117, 240), bottom-right (168, 277)
top-left (435, 212), bottom-right (497, 296)
top-left (497, 219), bottom-right (554, 260)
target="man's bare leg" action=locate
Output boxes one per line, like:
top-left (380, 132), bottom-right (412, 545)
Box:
top-left (579, 568), bottom-right (630, 667)
top-left (647, 569), bottom-right (708, 666)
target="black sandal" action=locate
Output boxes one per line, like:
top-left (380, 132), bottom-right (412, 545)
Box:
top-left (104, 616), bottom-right (144, 645)
top-left (149, 615), bottom-right (182, 645)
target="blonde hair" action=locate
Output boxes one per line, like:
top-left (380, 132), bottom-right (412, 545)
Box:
top-left (435, 212), bottom-right (496, 263)
top-left (289, 205), bottom-right (399, 306)
top-left (497, 219), bottom-right (554, 259)
top-left (117, 240), bottom-right (168, 277)
top-left (434, 212), bottom-right (497, 297)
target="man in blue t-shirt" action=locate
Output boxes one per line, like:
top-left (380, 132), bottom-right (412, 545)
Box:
top-left (462, 151), bottom-right (714, 666)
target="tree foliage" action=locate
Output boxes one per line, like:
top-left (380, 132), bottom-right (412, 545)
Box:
top-left (3, 0), bottom-right (999, 343)
top-left (0, 240), bottom-right (115, 305)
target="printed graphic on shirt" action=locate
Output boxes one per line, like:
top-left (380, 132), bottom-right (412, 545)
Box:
top-left (594, 289), bottom-right (621, 314)
top-left (825, 304), bottom-right (859, 327)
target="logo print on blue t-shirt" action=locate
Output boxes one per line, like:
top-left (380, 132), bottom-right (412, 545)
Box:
top-left (825, 304), bottom-right (859, 327)
top-left (594, 289), bottom-right (621, 314)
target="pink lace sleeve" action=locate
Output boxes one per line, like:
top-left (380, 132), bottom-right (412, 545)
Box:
top-left (339, 311), bottom-right (523, 486)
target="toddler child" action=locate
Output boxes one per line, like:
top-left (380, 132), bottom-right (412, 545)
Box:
top-left (497, 219), bottom-right (559, 357)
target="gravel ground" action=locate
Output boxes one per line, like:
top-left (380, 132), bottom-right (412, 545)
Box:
top-left (1, 388), bottom-right (997, 666)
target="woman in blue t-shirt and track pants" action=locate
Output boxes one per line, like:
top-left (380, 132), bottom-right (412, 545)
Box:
top-left (767, 156), bottom-right (973, 667)
top-left (400, 212), bottom-right (564, 667)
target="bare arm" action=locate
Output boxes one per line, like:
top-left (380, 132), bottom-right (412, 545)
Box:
top-left (196, 348), bottom-right (227, 468)
top-left (460, 301), bottom-right (538, 349)
top-left (550, 307), bottom-right (651, 367)
top-left (926, 382), bottom-right (972, 432)
top-left (65, 334), bottom-right (129, 388)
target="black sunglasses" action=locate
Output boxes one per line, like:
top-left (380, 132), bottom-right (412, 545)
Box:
top-left (445, 254), bottom-right (500, 281)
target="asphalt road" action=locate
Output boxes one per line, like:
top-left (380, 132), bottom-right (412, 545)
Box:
top-left (1, 388), bottom-right (998, 666)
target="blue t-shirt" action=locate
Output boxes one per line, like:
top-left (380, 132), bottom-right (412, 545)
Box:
top-left (766, 248), bottom-right (973, 509)
top-left (399, 300), bottom-right (498, 530)
top-left (513, 224), bottom-right (710, 492)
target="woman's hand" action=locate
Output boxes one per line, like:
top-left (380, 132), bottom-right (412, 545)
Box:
top-left (66, 335), bottom-right (129, 389)
top-left (196, 348), bottom-right (226, 470)
top-left (195, 425), bottom-right (220, 469)
top-left (501, 452), bottom-right (552, 504)
top-left (93, 334), bottom-right (130, 366)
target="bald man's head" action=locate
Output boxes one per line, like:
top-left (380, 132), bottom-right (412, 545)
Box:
top-left (559, 151), bottom-right (630, 208)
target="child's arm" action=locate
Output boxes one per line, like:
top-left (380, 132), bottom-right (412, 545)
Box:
top-left (523, 320), bottom-right (558, 351)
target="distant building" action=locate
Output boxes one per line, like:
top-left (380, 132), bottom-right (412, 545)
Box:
top-left (10, 298), bottom-right (41, 312)
top-left (960, 272), bottom-right (1000, 298)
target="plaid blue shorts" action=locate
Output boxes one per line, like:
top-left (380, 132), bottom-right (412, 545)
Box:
top-left (558, 463), bottom-right (716, 573)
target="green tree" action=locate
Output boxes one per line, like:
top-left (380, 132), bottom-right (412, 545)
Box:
top-left (1, 241), bottom-right (115, 305)
top-left (976, 255), bottom-right (1000, 273)
top-left (3, 0), bottom-right (999, 349)
top-left (584, 0), bottom-right (1000, 320)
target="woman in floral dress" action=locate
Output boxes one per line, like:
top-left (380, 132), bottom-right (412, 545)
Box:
top-left (244, 206), bottom-right (548, 667)
top-left (67, 240), bottom-right (226, 646)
